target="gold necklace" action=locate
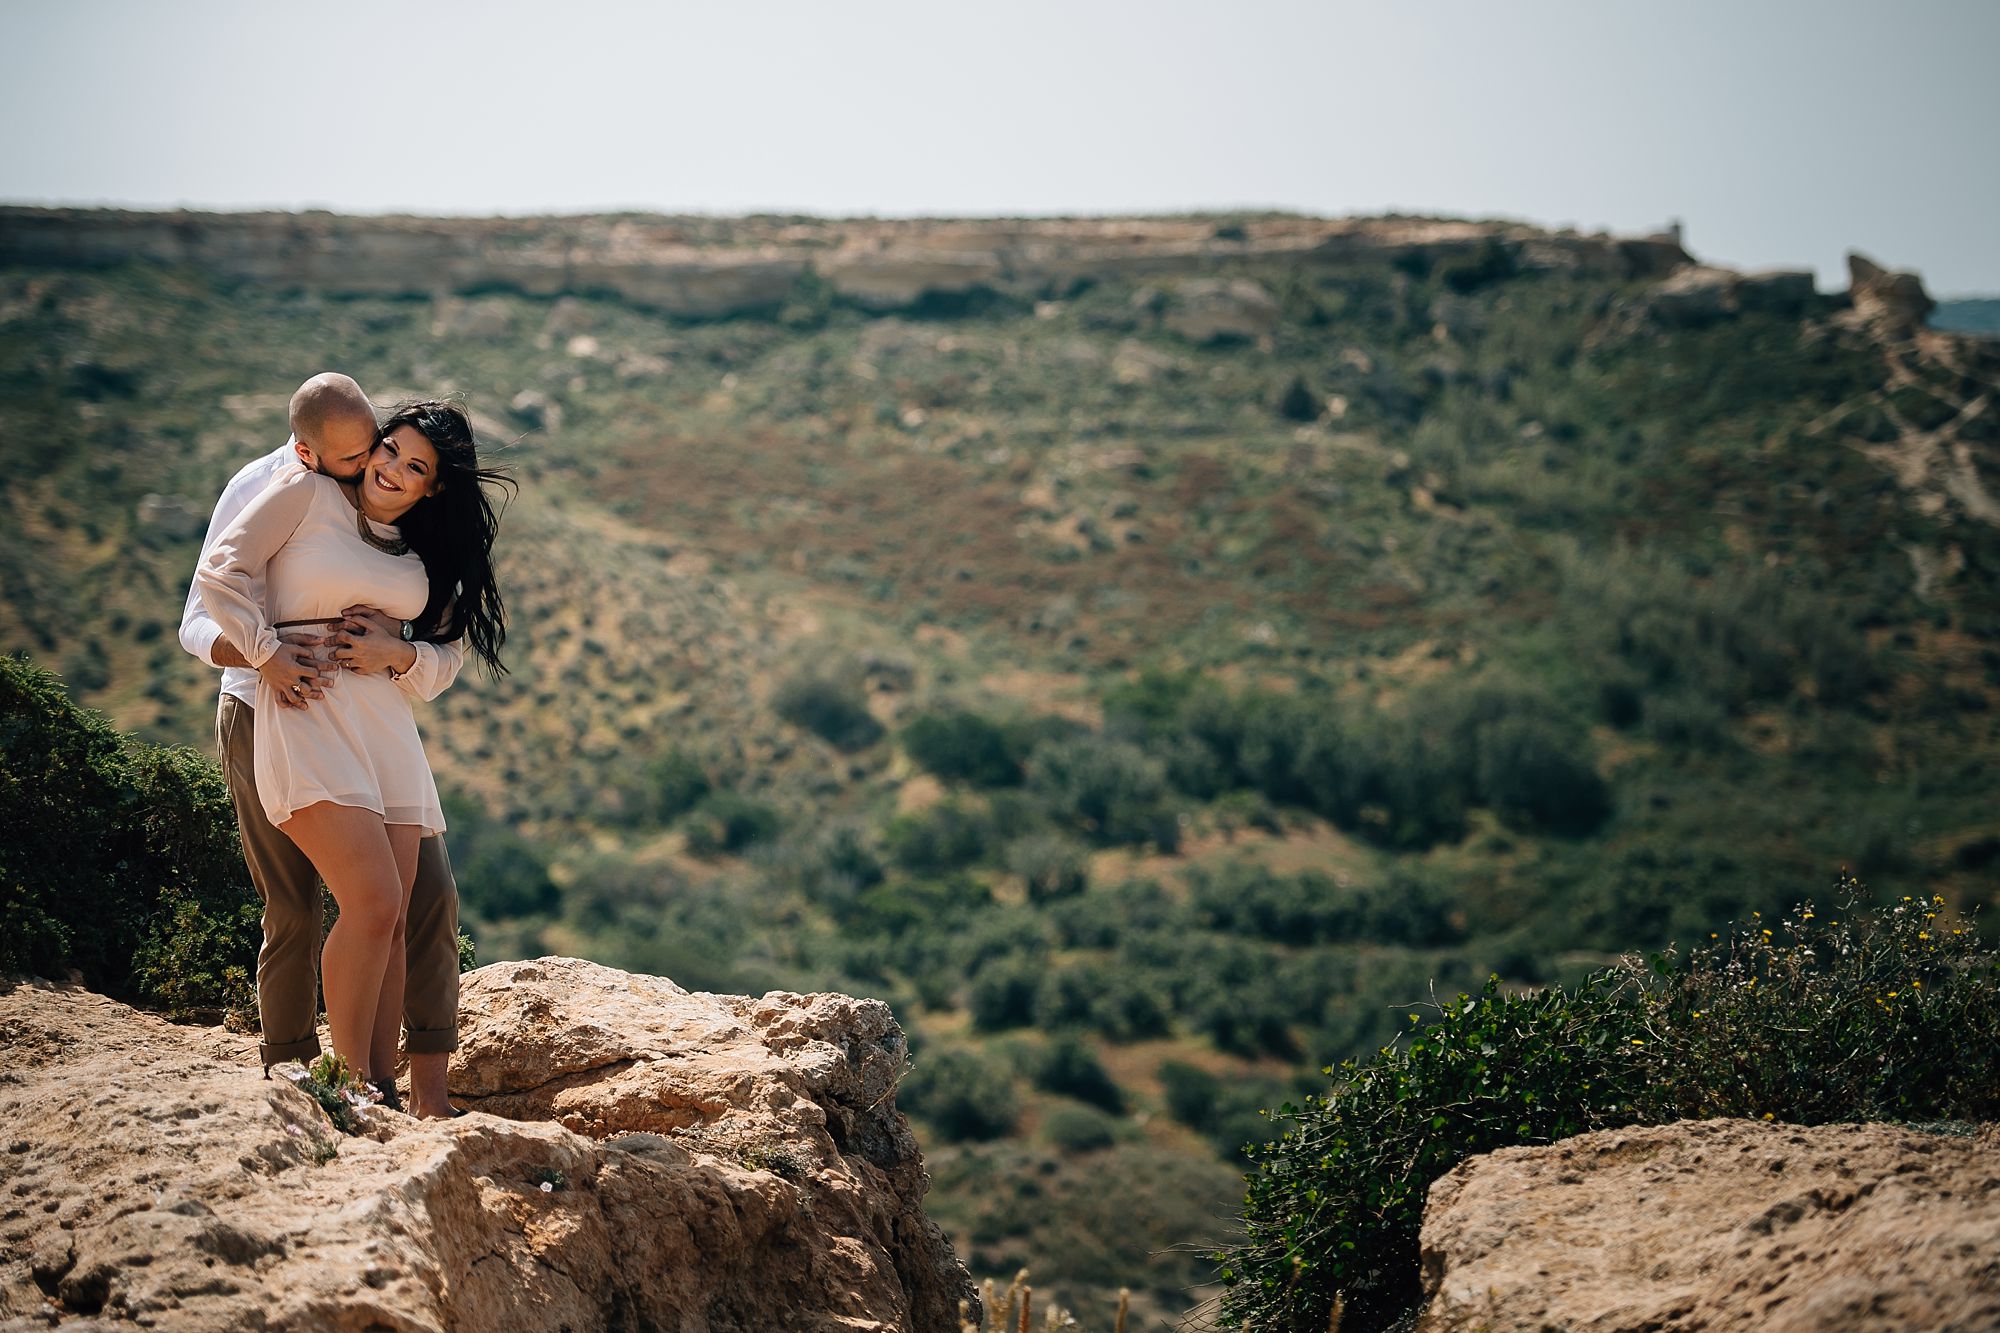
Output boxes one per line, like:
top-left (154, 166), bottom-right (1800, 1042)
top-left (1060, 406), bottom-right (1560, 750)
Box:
top-left (354, 501), bottom-right (410, 556)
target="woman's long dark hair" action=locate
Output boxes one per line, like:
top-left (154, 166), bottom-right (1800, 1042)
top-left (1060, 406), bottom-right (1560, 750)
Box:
top-left (381, 400), bottom-right (515, 676)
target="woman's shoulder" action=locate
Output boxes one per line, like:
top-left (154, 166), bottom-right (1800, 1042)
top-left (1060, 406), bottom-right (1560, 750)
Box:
top-left (271, 463), bottom-right (351, 508)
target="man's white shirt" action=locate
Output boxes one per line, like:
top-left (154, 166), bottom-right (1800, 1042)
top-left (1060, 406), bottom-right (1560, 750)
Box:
top-left (179, 439), bottom-right (465, 706)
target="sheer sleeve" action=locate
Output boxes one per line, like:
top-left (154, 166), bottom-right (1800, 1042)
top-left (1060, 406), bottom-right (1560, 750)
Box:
top-left (194, 465), bottom-right (317, 670)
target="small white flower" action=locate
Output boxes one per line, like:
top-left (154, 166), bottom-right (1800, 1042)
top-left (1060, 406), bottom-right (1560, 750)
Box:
top-left (284, 1124), bottom-right (304, 1138)
top-left (539, 1182), bottom-right (554, 1194)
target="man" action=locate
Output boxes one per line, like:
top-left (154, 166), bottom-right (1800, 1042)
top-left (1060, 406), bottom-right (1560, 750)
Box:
top-left (179, 371), bottom-right (465, 1118)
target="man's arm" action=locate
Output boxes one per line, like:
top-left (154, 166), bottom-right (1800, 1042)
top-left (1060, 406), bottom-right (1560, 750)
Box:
top-left (181, 450), bottom-right (330, 703)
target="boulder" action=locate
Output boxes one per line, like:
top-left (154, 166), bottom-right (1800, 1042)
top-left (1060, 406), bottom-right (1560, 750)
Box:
top-left (1736, 268), bottom-right (1818, 315)
top-left (1848, 252), bottom-right (1936, 332)
top-left (1161, 278), bottom-right (1279, 345)
top-left (0, 962), bottom-right (973, 1331)
top-left (1416, 1118), bottom-right (2000, 1332)
top-left (1645, 264), bottom-right (1741, 326)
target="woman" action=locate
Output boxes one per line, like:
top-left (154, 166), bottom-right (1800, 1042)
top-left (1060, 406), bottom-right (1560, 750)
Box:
top-left (197, 399), bottom-right (511, 1104)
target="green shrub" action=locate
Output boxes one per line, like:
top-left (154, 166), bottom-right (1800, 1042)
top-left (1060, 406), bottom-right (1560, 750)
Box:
top-left (125, 745), bottom-right (262, 1022)
top-left (900, 708), bottom-right (1026, 786)
top-left (1216, 876), bottom-right (2000, 1332)
top-left (1028, 1033), bottom-right (1124, 1114)
top-left (645, 746), bottom-right (711, 822)
top-left (1026, 734), bottom-right (1169, 847)
top-left (773, 663), bottom-right (883, 751)
top-left (440, 790), bottom-right (561, 919)
top-left (681, 790), bottom-right (782, 857)
top-left (1473, 713), bottom-right (1612, 835)
top-left (899, 1045), bottom-right (1019, 1141)
top-left (0, 654), bottom-right (258, 1018)
top-left (969, 954), bottom-right (1044, 1031)
top-left (1005, 831), bottom-right (1090, 903)
top-left (883, 799), bottom-right (990, 875)
top-left (1041, 1102), bottom-right (1120, 1154)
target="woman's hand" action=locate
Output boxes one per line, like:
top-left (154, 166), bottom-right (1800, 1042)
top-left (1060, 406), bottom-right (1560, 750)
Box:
top-left (329, 606), bottom-right (418, 677)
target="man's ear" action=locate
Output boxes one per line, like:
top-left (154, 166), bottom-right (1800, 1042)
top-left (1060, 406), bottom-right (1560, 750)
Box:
top-left (292, 439), bottom-right (315, 467)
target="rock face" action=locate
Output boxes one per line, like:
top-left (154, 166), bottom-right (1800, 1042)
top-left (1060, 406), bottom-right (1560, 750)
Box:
top-left (1847, 251), bottom-right (1937, 333)
top-left (1416, 1118), bottom-right (2000, 1333)
top-left (0, 961), bottom-right (974, 1332)
top-left (0, 207), bottom-right (1690, 319)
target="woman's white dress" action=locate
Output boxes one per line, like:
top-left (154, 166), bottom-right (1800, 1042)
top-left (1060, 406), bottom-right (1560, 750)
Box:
top-left (195, 463), bottom-right (446, 836)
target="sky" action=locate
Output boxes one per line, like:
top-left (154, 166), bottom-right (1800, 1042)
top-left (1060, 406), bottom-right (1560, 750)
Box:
top-left (2, 0), bottom-right (1995, 294)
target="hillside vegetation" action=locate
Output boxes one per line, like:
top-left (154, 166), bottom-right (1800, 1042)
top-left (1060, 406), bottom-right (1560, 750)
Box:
top-left (2, 215), bottom-right (1997, 1327)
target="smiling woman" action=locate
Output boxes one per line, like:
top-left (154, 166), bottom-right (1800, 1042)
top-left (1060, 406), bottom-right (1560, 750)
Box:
top-left (376, 400), bottom-right (516, 677)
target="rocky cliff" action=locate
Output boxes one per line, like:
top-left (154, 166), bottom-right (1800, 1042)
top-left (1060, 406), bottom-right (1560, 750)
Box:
top-left (1416, 1118), bottom-right (2000, 1332)
top-left (0, 959), bottom-right (973, 1332)
top-left (0, 207), bottom-right (1691, 318)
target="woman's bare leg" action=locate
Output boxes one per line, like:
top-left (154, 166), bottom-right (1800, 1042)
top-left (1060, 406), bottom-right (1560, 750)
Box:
top-left (368, 825), bottom-right (423, 1082)
top-left (280, 802), bottom-right (403, 1082)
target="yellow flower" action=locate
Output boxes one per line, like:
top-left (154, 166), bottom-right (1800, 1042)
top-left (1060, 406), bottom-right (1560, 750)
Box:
top-left (1762, 929), bottom-right (1773, 938)
top-left (1887, 991), bottom-right (1899, 999)
top-left (1692, 1010), bottom-right (1704, 1018)
top-left (1631, 1038), bottom-right (1645, 1046)
top-left (1919, 932), bottom-right (1931, 941)
top-left (1762, 1112), bottom-right (1775, 1121)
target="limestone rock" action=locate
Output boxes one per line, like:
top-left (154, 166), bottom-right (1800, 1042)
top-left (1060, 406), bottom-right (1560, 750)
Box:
top-left (1848, 252), bottom-right (1936, 333)
top-left (1645, 264), bottom-right (1743, 326)
top-left (1736, 268), bottom-right (1817, 314)
top-left (1162, 277), bottom-right (1279, 345)
top-left (0, 207), bottom-right (1701, 323)
top-left (1416, 1118), bottom-right (2000, 1332)
top-left (0, 963), bottom-right (973, 1331)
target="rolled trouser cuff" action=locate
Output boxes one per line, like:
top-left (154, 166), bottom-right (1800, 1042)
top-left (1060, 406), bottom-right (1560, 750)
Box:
top-left (403, 1026), bottom-right (459, 1055)
top-left (260, 1033), bottom-right (323, 1068)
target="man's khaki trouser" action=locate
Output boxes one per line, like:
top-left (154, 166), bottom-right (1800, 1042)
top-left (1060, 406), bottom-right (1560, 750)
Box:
top-left (217, 694), bottom-right (460, 1067)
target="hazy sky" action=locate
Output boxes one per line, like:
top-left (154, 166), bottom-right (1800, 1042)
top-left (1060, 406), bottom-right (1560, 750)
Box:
top-left (3, 0), bottom-right (1995, 294)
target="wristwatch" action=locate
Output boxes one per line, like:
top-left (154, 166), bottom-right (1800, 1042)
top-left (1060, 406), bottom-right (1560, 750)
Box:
top-left (400, 619), bottom-right (416, 642)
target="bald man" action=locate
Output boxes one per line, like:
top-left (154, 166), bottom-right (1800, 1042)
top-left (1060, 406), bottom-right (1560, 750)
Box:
top-left (179, 372), bottom-right (466, 1118)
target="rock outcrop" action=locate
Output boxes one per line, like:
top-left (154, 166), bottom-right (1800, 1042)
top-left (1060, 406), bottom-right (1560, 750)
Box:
top-left (1846, 251), bottom-right (1937, 334)
top-left (1416, 1118), bottom-right (2000, 1332)
top-left (0, 961), bottom-right (973, 1332)
top-left (0, 207), bottom-right (1690, 320)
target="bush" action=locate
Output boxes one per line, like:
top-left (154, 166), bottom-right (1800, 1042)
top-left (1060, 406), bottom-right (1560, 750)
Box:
top-left (969, 954), bottom-right (1044, 1031)
top-left (681, 790), bottom-right (782, 857)
top-left (901, 708), bottom-right (1026, 786)
top-left (1005, 831), bottom-right (1090, 903)
top-left (440, 790), bottom-right (561, 919)
top-left (1041, 1103), bottom-right (1120, 1154)
top-left (0, 654), bottom-right (258, 1018)
top-left (1028, 1033), bottom-right (1125, 1114)
top-left (773, 662), bottom-right (883, 751)
top-left (1026, 735), bottom-right (1172, 848)
top-left (883, 799), bottom-right (990, 875)
top-left (899, 1045), bottom-right (1019, 1142)
top-left (1473, 713), bottom-right (1612, 835)
top-left (645, 746), bottom-right (711, 822)
top-left (1216, 876), bottom-right (2000, 1332)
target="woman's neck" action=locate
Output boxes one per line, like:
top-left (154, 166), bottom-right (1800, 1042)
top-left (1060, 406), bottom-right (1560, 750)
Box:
top-left (350, 480), bottom-right (404, 527)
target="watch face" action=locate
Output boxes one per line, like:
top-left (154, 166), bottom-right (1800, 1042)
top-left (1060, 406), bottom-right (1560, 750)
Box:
top-left (401, 621), bottom-right (415, 641)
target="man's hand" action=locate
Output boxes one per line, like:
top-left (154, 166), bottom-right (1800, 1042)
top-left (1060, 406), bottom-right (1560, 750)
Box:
top-left (257, 637), bottom-right (336, 709)
top-left (330, 605), bottom-right (417, 677)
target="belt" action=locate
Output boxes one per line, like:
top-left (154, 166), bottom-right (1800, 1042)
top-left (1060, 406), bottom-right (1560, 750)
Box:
top-left (274, 617), bottom-right (346, 629)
